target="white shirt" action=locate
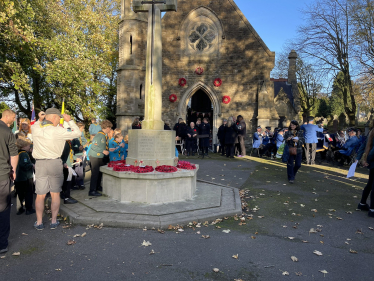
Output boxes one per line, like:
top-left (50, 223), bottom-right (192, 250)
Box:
top-left (31, 120), bottom-right (81, 160)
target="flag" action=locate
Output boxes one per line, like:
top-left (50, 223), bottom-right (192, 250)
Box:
top-left (60, 99), bottom-right (65, 125)
top-left (30, 105), bottom-right (36, 125)
top-left (12, 113), bottom-right (17, 134)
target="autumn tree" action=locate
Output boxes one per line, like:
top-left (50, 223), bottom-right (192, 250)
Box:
top-left (297, 0), bottom-right (357, 126)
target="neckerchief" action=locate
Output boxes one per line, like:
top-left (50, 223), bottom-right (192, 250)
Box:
top-left (114, 140), bottom-right (121, 157)
top-left (40, 120), bottom-right (54, 128)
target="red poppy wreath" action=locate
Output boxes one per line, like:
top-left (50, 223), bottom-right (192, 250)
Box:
top-left (213, 78), bottom-right (222, 87)
top-left (179, 78), bottom-right (187, 87)
top-left (222, 95), bottom-right (231, 104)
top-left (195, 67), bottom-right (204, 75)
top-left (169, 94), bottom-right (177, 103)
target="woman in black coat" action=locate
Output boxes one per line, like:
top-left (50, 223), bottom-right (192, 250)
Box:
top-left (224, 117), bottom-right (238, 158)
top-left (217, 119), bottom-right (227, 156)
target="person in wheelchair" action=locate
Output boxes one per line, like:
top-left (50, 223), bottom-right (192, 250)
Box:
top-left (334, 128), bottom-right (359, 166)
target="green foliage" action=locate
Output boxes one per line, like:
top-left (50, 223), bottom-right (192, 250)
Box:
top-left (330, 72), bottom-right (348, 117)
top-left (0, 0), bottom-right (120, 124)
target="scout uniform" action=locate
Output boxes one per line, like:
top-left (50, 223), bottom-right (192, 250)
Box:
top-left (15, 149), bottom-right (35, 214)
top-left (109, 138), bottom-right (125, 162)
top-left (87, 131), bottom-right (108, 195)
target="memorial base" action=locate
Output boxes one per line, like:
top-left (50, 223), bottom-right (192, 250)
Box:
top-left (127, 129), bottom-right (176, 167)
top-left (100, 165), bottom-right (199, 204)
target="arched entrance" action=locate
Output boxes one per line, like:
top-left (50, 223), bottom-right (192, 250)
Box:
top-left (178, 82), bottom-right (221, 147)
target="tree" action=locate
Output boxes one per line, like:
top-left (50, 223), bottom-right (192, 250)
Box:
top-left (297, 0), bottom-right (357, 126)
top-left (0, 0), bottom-right (120, 123)
top-left (330, 72), bottom-right (347, 117)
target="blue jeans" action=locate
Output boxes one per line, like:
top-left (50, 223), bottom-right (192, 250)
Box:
top-left (287, 153), bottom-right (302, 181)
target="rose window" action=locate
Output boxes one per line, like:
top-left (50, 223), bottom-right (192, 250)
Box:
top-left (188, 23), bottom-right (216, 51)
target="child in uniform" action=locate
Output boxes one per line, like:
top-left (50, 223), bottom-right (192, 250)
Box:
top-left (109, 133), bottom-right (125, 162)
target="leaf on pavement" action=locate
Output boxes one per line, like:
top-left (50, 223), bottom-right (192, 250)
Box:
top-left (291, 256), bottom-right (298, 262)
top-left (81, 232), bottom-right (87, 237)
top-left (141, 240), bottom-right (152, 247)
top-left (313, 250), bottom-right (323, 256)
top-left (232, 254), bottom-right (239, 260)
top-left (12, 252), bottom-right (20, 256)
top-left (1, 256), bottom-right (6, 259)
top-left (202, 235), bottom-right (210, 239)
top-left (213, 268), bottom-right (219, 273)
top-left (222, 229), bottom-right (231, 234)
top-left (149, 249), bottom-right (155, 255)
top-left (369, 227), bottom-right (373, 230)
top-left (349, 249), bottom-right (358, 254)
top-left (21, 233), bottom-right (28, 236)
top-left (67, 240), bottom-right (76, 245)
top-left (282, 271), bottom-right (289, 276)
top-left (319, 270), bottom-right (328, 276)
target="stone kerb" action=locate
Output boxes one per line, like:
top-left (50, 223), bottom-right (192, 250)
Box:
top-left (100, 164), bottom-right (199, 204)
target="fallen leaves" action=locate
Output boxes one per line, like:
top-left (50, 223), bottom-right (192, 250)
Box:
top-left (149, 250), bottom-right (155, 255)
top-left (213, 268), bottom-right (220, 273)
top-left (319, 270), bottom-right (328, 276)
top-left (222, 229), bottom-right (231, 234)
top-left (291, 256), bottom-right (298, 262)
top-left (141, 240), bottom-right (152, 247)
top-left (0, 256), bottom-right (5, 259)
top-left (282, 271), bottom-right (289, 276)
top-left (12, 252), bottom-right (20, 256)
top-left (349, 249), bottom-right (358, 254)
top-left (21, 233), bottom-right (28, 236)
top-left (369, 227), bottom-right (374, 230)
top-left (67, 240), bottom-right (76, 245)
top-left (232, 254), bottom-right (239, 260)
top-left (313, 250), bottom-right (323, 256)
top-left (201, 235), bottom-right (210, 239)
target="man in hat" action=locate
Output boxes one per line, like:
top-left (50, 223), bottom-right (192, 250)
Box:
top-left (301, 116), bottom-right (324, 165)
top-left (236, 115), bottom-right (247, 157)
top-left (0, 109), bottom-right (18, 254)
top-left (334, 128), bottom-right (360, 166)
top-left (31, 108), bottom-right (81, 230)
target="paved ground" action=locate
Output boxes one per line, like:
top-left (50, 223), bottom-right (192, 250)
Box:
top-left (1, 154), bottom-right (373, 280)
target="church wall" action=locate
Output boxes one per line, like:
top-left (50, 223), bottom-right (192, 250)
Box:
top-left (160, 0), bottom-right (275, 147)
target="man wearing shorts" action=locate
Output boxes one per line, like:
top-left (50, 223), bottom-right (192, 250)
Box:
top-left (31, 108), bottom-right (81, 230)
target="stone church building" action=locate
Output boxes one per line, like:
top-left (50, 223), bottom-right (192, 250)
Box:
top-left (116, 0), bottom-right (300, 146)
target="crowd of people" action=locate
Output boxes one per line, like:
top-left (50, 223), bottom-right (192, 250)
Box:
top-left (0, 109), bottom-right (373, 255)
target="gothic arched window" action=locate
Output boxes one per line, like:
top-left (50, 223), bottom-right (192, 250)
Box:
top-left (188, 23), bottom-right (217, 52)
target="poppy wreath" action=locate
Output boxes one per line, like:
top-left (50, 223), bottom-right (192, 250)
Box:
top-left (195, 66), bottom-right (204, 75)
top-left (177, 160), bottom-right (196, 170)
top-left (108, 160), bottom-right (126, 168)
top-left (178, 78), bottom-right (187, 87)
top-left (155, 165), bottom-right (178, 173)
top-left (113, 164), bottom-right (134, 172)
top-left (222, 95), bottom-right (231, 104)
top-left (169, 94), bottom-right (177, 103)
top-left (213, 78), bottom-right (222, 87)
top-left (132, 165), bottom-right (154, 173)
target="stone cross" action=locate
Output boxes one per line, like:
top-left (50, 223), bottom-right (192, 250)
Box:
top-left (133, 0), bottom-right (177, 130)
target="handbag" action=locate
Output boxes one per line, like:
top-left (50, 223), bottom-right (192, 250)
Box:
top-left (289, 146), bottom-right (297, 156)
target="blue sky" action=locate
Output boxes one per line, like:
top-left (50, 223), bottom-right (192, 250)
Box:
top-left (234, 0), bottom-right (315, 54)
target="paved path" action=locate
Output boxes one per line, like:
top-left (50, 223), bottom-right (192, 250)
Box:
top-left (1, 155), bottom-right (373, 280)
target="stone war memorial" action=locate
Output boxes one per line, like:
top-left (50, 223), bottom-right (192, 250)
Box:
top-left (116, 0), bottom-right (301, 148)
top-left (58, 0), bottom-right (242, 228)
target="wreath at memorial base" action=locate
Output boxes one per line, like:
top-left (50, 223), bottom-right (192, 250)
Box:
top-left (213, 78), bottom-right (222, 87)
top-left (222, 95), bottom-right (231, 104)
top-left (113, 164), bottom-right (134, 172)
top-left (155, 165), bottom-right (178, 173)
top-left (108, 160), bottom-right (126, 168)
top-left (177, 160), bottom-right (196, 170)
top-left (195, 66), bottom-right (204, 75)
top-left (178, 78), bottom-right (187, 87)
top-left (132, 165), bottom-right (154, 173)
top-left (169, 94), bottom-right (177, 103)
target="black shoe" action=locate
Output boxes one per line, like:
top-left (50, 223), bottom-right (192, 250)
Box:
top-left (358, 203), bottom-right (370, 211)
top-left (289, 180), bottom-right (294, 184)
top-left (89, 191), bottom-right (102, 197)
top-left (71, 185), bottom-right (80, 190)
top-left (0, 247), bottom-right (8, 254)
top-left (97, 186), bottom-right (103, 192)
top-left (64, 198), bottom-right (78, 204)
top-left (17, 207), bottom-right (25, 215)
top-left (25, 209), bottom-right (36, 215)
top-left (79, 185), bottom-right (85, 190)
top-left (369, 211), bottom-right (374, 218)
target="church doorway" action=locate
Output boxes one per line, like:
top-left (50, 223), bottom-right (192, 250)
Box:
top-left (186, 89), bottom-right (213, 128)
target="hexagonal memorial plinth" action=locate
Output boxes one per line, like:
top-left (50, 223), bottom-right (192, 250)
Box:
top-left (100, 165), bottom-right (199, 204)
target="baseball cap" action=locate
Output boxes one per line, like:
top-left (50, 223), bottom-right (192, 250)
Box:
top-left (45, 108), bottom-right (63, 118)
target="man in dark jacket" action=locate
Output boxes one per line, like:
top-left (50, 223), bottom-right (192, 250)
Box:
top-left (236, 115), bottom-right (246, 157)
top-left (173, 118), bottom-right (182, 135)
top-left (198, 118), bottom-right (211, 156)
top-left (186, 122), bottom-right (198, 156)
top-left (0, 109), bottom-right (19, 254)
top-left (217, 119), bottom-right (227, 156)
